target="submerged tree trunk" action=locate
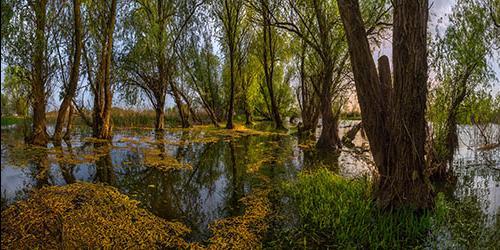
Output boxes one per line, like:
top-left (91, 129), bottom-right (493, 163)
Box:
top-left (154, 106), bottom-right (165, 131)
top-left (28, 0), bottom-right (49, 146)
top-left (54, 0), bottom-right (83, 143)
top-left (63, 103), bottom-right (75, 140)
top-left (92, 0), bottom-right (117, 140)
top-left (342, 121), bottom-right (363, 145)
top-left (244, 103), bottom-right (253, 126)
top-left (226, 50), bottom-right (236, 129)
top-left (316, 69), bottom-right (341, 151)
top-left (316, 92), bottom-right (341, 150)
top-left (260, 3), bottom-right (284, 130)
top-left (430, 67), bottom-right (473, 181)
top-left (297, 42), bottom-right (320, 136)
top-left (338, 0), bottom-right (434, 209)
top-left (179, 89), bottom-right (201, 124)
top-left (170, 82), bottom-right (190, 128)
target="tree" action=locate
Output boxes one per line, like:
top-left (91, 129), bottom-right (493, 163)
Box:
top-left (295, 39), bottom-right (320, 136)
top-left (2, 0), bottom-right (61, 145)
top-left (269, 0), bottom-right (388, 150)
top-left (428, 0), bottom-right (498, 180)
top-left (86, 0), bottom-right (117, 139)
top-left (53, 0), bottom-right (83, 143)
top-left (337, 0), bottom-right (434, 209)
top-left (2, 66), bottom-right (30, 117)
top-left (120, 0), bottom-right (201, 130)
top-left (250, 0), bottom-right (285, 129)
top-left (180, 33), bottom-right (225, 127)
top-left (30, 0), bottom-right (50, 146)
top-left (215, 0), bottom-right (247, 129)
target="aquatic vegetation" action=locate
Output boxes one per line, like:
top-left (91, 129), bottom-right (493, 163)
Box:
top-left (207, 188), bottom-right (271, 249)
top-left (274, 168), bottom-right (443, 248)
top-left (428, 195), bottom-right (500, 249)
top-left (1, 124), bottom-right (497, 248)
top-left (1, 182), bottom-right (192, 249)
top-left (143, 148), bottom-right (193, 171)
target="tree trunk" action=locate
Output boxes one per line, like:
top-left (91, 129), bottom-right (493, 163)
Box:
top-left (203, 100), bottom-right (220, 127)
top-left (28, 0), bottom-right (49, 146)
top-left (261, 7), bottom-right (284, 130)
top-left (338, 0), bottom-right (434, 209)
top-left (92, 0), bottom-right (116, 140)
top-left (342, 121), bottom-right (362, 145)
top-left (170, 82), bottom-right (190, 128)
top-left (63, 103), bottom-right (75, 140)
top-left (316, 91), bottom-right (341, 150)
top-left (244, 103), bottom-right (253, 126)
top-left (54, 0), bottom-right (83, 143)
top-left (179, 89), bottom-right (201, 124)
top-left (154, 106), bottom-right (165, 131)
top-left (226, 48), bottom-right (235, 129)
top-left (316, 71), bottom-right (340, 150)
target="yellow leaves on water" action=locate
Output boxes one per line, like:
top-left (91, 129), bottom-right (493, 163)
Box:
top-left (143, 148), bottom-right (193, 172)
top-left (207, 188), bottom-right (271, 249)
top-left (81, 137), bottom-right (111, 144)
top-left (1, 182), bottom-right (193, 249)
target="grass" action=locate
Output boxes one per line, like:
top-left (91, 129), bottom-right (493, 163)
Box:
top-left (1, 116), bottom-right (27, 126)
top-left (272, 168), bottom-right (447, 249)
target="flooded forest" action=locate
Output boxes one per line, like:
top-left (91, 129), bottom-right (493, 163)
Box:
top-left (1, 0), bottom-right (499, 249)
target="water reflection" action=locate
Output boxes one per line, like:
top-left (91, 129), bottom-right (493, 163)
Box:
top-left (1, 124), bottom-right (498, 241)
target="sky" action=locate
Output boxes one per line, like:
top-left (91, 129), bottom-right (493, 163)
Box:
top-left (1, 0), bottom-right (499, 111)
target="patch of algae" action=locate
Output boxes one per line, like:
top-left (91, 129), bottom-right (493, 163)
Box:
top-left (143, 149), bottom-right (193, 172)
top-left (207, 188), bottom-right (271, 249)
top-left (4, 144), bottom-right (49, 167)
top-left (1, 182), bottom-right (195, 249)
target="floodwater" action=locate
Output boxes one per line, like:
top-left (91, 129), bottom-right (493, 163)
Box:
top-left (1, 122), bottom-right (498, 244)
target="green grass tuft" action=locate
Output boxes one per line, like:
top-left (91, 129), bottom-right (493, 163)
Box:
top-left (276, 168), bottom-right (445, 249)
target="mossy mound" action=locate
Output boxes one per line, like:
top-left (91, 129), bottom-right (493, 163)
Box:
top-left (1, 182), bottom-right (192, 249)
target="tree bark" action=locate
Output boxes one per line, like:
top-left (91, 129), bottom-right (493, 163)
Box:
top-left (54, 0), bottom-right (83, 143)
top-left (170, 82), bottom-right (190, 128)
top-left (226, 45), bottom-right (236, 129)
top-left (28, 0), bottom-right (49, 146)
top-left (342, 121), bottom-right (362, 145)
top-left (316, 70), bottom-right (341, 150)
top-left (92, 0), bottom-right (117, 140)
top-left (63, 103), bottom-right (75, 140)
top-left (261, 1), bottom-right (284, 130)
top-left (154, 106), bottom-right (165, 131)
top-left (316, 90), bottom-right (341, 150)
top-left (178, 89), bottom-right (201, 124)
top-left (338, 0), bottom-right (434, 209)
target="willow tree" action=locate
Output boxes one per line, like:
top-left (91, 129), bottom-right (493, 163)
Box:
top-left (182, 36), bottom-right (225, 127)
top-left (120, 0), bottom-right (201, 130)
top-left (53, 0), bottom-right (83, 143)
top-left (269, 0), bottom-right (389, 150)
top-left (429, 0), bottom-right (498, 179)
top-left (85, 0), bottom-right (117, 139)
top-left (2, 0), bottom-right (59, 146)
top-left (337, 0), bottom-right (434, 208)
top-left (249, 0), bottom-right (286, 129)
top-left (215, 0), bottom-right (247, 129)
top-left (295, 39), bottom-right (320, 135)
